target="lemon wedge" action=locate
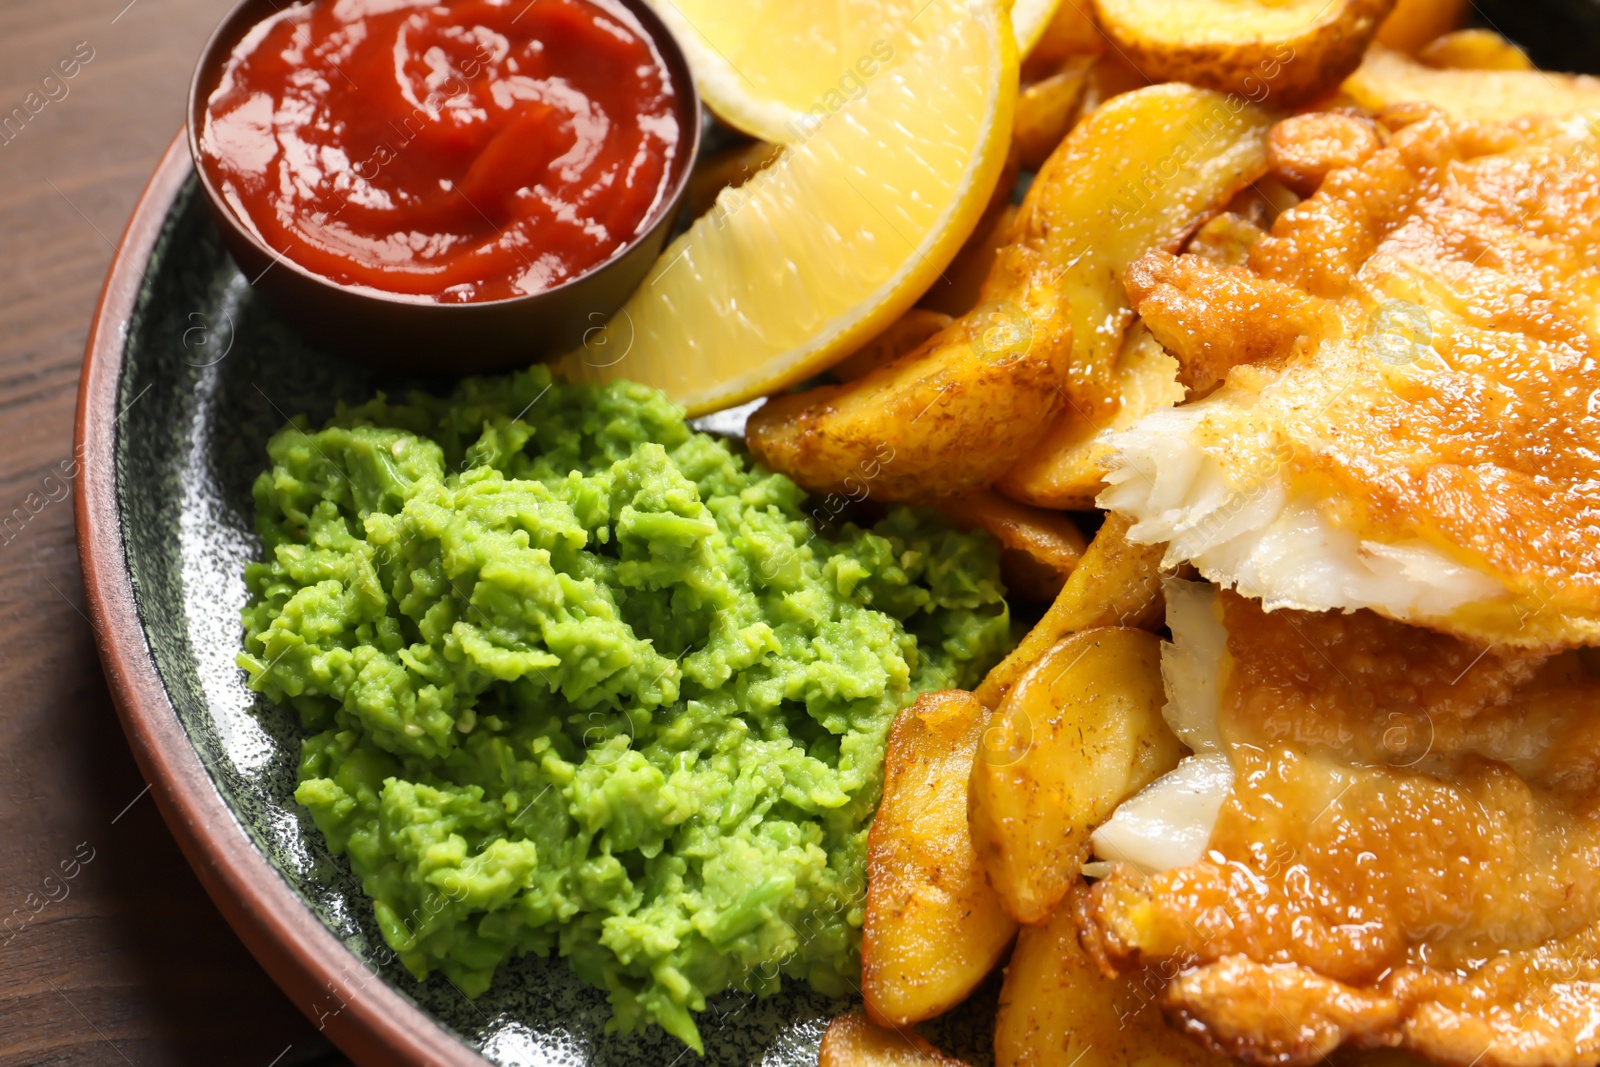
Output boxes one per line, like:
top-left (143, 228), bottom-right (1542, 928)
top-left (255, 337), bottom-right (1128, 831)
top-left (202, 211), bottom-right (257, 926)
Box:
top-left (563, 0), bottom-right (1016, 416)
top-left (649, 0), bottom-right (1036, 145)
top-left (1011, 0), bottom-right (1070, 55)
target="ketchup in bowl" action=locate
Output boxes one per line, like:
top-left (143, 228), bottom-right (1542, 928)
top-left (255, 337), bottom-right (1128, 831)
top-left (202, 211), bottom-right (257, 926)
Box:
top-left (197, 0), bottom-right (683, 304)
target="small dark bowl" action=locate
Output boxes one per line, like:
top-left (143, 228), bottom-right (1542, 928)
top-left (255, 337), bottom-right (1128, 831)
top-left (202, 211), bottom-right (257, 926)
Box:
top-left (186, 0), bottom-right (701, 375)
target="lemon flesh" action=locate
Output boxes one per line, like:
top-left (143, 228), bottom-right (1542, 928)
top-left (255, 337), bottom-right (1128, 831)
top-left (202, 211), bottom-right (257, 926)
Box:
top-left (564, 0), bottom-right (1016, 416)
top-left (650, 0), bottom-right (1040, 145)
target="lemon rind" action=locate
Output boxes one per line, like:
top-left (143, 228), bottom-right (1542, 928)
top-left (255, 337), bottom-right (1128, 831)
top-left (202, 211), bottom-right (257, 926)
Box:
top-left (565, 1), bottom-right (1020, 417)
top-left (673, 6), bottom-right (1018, 414)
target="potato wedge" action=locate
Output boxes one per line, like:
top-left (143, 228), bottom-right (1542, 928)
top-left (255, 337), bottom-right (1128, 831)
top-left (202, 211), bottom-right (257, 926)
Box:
top-left (925, 207), bottom-right (1017, 320)
top-left (1012, 83), bottom-right (1273, 421)
top-left (1015, 56), bottom-right (1095, 170)
top-left (1417, 28), bottom-right (1533, 71)
top-left (918, 202), bottom-right (1020, 319)
top-left (1093, 0), bottom-right (1397, 106)
top-left (1021, 0), bottom-right (1107, 82)
top-left (1076, 50), bottom-right (1151, 117)
top-left (1000, 551), bottom-right (1070, 605)
top-left (994, 884), bottom-right (1227, 1067)
top-left (833, 310), bottom-right (955, 382)
top-left (940, 467), bottom-right (1088, 603)
top-left (745, 267), bottom-right (1071, 502)
top-left (1375, 0), bottom-right (1468, 53)
top-left (996, 323), bottom-right (1185, 510)
top-left (975, 513), bottom-right (1165, 708)
top-left (820, 1012), bottom-right (968, 1067)
top-left (939, 489), bottom-right (1087, 577)
top-left (969, 628), bottom-right (1182, 924)
top-left (863, 691), bottom-right (1019, 1028)
top-left (919, 144), bottom-right (1022, 319)
top-left (748, 85), bottom-right (1268, 502)
top-left (1342, 45), bottom-right (1600, 121)
top-left (685, 140), bottom-right (783, 220)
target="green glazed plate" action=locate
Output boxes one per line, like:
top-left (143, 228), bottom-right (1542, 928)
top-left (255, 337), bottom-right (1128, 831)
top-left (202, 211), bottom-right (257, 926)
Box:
top-left (75, 136), bottom-right (994, 1067)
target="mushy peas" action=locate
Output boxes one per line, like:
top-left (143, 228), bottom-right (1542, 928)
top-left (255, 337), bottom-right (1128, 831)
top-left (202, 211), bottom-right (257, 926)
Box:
top-left (238, 367), bottom-right (1011, 1049)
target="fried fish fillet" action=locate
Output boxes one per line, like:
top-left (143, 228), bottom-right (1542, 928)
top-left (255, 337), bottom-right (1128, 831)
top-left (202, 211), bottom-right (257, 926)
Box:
top-left (1080, 586), bottom-right (1600, 1067)
top-left (1100, 108), bottom-right (1600, 649)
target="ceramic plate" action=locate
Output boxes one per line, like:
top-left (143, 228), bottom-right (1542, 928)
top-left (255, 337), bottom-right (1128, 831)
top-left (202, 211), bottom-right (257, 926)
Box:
top-left (74, 135), bottom-right (996, 1067)
top-left (81, 5), bottom-right (1583, 1061)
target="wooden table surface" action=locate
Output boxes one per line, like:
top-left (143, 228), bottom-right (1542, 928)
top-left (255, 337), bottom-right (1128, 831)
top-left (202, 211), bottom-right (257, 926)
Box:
top-left (1, 1), bottom-right (1594, 1066)
top-left (0, 0), bottom-right (351, 1063)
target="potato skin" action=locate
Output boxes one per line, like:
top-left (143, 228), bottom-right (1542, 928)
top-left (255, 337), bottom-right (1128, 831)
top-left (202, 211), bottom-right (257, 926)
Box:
top-left (1021, 0), bottom-right (1107, 82)
top-left (968, 628), bottom-right (1181, 924)
top-left (1015, 83), bottom-right (1273, 421)
top-left (832, 309), bottom-right (954, 382)
top-left (1093, 0), bottom-right (1398, 107)
top-left (1417, 28), bottom-right (1532, 71)
top-left (1014, 57), bottom-right (1094, 170)
top-left (995, 885), bottom-right (1228, 1067)
top-left (819, 1012), bottom-right (967, 1066)
top-left (997, 322), bottom-right (1186, 509)
top-left (975, 513), bottom-right (1166, 709)
top-left (861, 691), bottom-right (1019, 1028)
top-left (746, 246), bottom-right (1072, 503)
top-left (938, 489), bottom-right (1087, 576)
top-left (1375, 0), bottom-right (1468, 53)
top-left (749, 84), bottom-right (1271, 504)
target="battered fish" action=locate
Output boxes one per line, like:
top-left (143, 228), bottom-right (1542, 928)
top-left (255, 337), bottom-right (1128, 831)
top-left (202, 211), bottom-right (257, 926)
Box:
top-left (1081, 586), bottom-right (1600, 1067)
top-left (1100, 108), bottom-right (1600, 648)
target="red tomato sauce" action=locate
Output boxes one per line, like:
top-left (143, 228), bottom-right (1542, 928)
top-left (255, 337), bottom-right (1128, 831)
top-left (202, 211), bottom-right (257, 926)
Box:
top-left (199, 0), bottom-right (682, 303)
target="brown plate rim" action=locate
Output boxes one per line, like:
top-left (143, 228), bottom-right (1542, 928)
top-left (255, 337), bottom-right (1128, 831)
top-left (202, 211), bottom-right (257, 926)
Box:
top-left (74, 129), bottom-right (489, 1067)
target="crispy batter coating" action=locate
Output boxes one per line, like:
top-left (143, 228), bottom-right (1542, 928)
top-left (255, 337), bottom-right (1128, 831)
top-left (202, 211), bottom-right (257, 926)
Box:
top-left (1245, 107), bottom-right (1534, 296)
top-left (1267, 111), bottom-right (1385, 196)
top-left (1187, 211), bottom-right (1270, 268)
top-left (1081, 592), bottom-right (1600, 1067)
top-left (1162, 957), bottom-right (1405, 1064)
top-left (1123, 251), bottom-right (1326, 395)
top-left (1113, 109), bottom-right (1600, 647)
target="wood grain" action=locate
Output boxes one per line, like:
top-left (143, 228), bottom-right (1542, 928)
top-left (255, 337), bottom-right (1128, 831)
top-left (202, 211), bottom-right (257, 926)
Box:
top-left (0, 0), bottom-right (347, 1063)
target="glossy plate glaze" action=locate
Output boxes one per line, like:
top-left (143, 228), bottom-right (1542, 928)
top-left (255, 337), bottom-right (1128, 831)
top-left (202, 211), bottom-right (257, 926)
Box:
top-left (74, 134), bottom-right (996, 1067)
